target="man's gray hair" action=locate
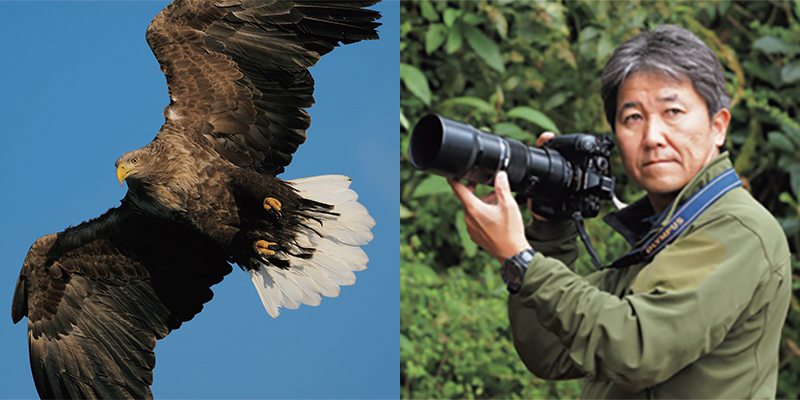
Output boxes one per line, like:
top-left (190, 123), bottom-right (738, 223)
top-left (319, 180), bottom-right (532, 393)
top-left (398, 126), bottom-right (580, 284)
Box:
top-left (600, 25), bottom-right (730, 131)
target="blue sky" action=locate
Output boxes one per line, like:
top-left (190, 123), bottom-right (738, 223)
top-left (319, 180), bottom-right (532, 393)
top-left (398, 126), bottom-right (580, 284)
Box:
top-left (0, 1), bottom-right (398, 399)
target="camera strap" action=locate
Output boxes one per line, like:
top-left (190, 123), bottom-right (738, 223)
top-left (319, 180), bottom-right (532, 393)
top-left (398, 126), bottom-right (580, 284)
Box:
top-left (603, 167), bottom-right (742, 270)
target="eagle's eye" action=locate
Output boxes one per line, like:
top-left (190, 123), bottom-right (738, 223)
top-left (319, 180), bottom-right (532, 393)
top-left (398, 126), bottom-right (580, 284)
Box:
top-left (131, 157), bottom-right (139, 165)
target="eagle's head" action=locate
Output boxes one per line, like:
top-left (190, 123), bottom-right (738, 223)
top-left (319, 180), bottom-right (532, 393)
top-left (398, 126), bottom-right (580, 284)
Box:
top-left (115, 149), bottom-right (148, 186)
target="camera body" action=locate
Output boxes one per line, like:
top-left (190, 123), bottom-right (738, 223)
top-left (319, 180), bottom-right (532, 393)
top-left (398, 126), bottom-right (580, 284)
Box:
top-left (409, 114), bottom-right (615, 220)
top-left (525, 133), bottom-right (615, 219)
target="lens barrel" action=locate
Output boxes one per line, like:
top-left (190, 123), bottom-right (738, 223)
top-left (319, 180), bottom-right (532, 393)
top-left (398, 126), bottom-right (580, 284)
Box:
top-left (409, 114), bottom-right (507, 185)
top-left (409, 114), bottom-right (573, 196)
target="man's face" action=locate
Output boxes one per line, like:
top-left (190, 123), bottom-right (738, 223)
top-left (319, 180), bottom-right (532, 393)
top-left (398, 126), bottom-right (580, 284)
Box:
top-left (614, 72), bottom-right (729, 210)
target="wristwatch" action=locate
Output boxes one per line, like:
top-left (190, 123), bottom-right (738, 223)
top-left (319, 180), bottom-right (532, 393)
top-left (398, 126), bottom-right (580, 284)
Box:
top-left (501, 249), bottom-right (536, 294)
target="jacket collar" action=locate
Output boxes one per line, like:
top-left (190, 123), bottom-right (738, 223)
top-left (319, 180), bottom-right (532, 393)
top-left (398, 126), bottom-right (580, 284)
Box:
top-left (603, 152), bottom-right (734, 247)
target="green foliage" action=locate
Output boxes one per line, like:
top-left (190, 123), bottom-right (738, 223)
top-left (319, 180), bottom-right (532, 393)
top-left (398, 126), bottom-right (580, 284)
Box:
top-left (400, 242), bottom-right (582, 399)
top-left (401, 1), bottom-right (800, 398)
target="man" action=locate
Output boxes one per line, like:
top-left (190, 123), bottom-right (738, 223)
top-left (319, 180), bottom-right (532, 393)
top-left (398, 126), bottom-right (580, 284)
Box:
top-left (450, 25), bottom-right (791, 398)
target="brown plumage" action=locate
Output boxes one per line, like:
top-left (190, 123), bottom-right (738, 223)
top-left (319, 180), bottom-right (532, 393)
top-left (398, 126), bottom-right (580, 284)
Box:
top-left (11, 1), bottom-right (379, 398)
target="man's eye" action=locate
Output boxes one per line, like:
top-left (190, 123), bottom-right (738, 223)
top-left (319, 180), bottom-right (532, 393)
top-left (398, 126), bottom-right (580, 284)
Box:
top-left (666, 108), bottom-right (682, 116)
top-left (623, 114), bottom-right (642, 123)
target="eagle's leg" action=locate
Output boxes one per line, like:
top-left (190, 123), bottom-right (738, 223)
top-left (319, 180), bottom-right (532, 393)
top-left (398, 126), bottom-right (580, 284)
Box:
top-left (253, 240), bottom-right (279, 256)
top-left (229, 169), bottom-right (295, 221)
top-left (263, 197), bottom-right (282, 218)
top-left (227, 229), bottom-right (283, 269)
top-left (227, 168), bottom-right (309, 267)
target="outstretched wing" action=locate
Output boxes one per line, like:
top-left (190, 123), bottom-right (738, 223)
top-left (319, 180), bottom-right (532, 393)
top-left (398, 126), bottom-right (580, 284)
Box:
top-left (146, 0), bottom-right (381, 176)
top-left (11, 204), bottom-right (232, 399)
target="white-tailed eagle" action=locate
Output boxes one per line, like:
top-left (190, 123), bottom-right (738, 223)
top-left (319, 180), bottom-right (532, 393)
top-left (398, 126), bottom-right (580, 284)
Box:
top-left (11, 1), bottom-right (380, 398)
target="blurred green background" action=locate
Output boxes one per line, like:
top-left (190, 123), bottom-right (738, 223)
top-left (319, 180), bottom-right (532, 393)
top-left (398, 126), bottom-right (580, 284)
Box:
top-left (399, 1), bottom-right (800, 398)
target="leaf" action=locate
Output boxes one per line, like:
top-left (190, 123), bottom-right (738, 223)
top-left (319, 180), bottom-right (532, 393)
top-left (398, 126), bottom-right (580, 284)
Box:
top-left (412, 175), bottom-right (451, 197)
top-left (787, 338), bottom-right (800, 358)
top-left (779, 191), bottom-right (798, 208)
top-left (733, 121), bottom-right (759, 174)
top-left (767, 131), bottom-right (796, 152)
top-left (753, 36), bottom-right (800, 55)
top-left (781, 60), bottom-right (800, 84)
top-left (462, 12), bottom-right (481, 25)
top-left (425, 23), bottom-right (447, 55)
top-left (482, 264), bottom-right (498, 291)
top-left (704, 2), bottom-right (716, 20)
top-left (455, 210), bottom-right (478, 257)
top-left (782, 218), bottom-right (800, 237)
top-left (788, 163), bottom-right (800, 198)
top-left (718, 1), bottom-right (731, 16)
top-left (791, 292), bottom-right (800, 312)
top-left (463, 25), bottom-right (505, 73)
top-left (493, 122), bottom-right (529, 141)
top-left (446, 23), bottom-right (463, 54)
top-left (507, 106), bottom-right (560, 134)
top-left (400, 63), bottom-right (432, 106)
top-left (400, 111), bottom-right (410, 132)
top-left (439, 96), bottom-right (492, 112)
top-left (487, 6), bottom-right (508, 40)
top-left (784, 123), bottom-right (800, 144)
top-left (443, 8), bottom-right (460, 28)
top-left (419, 1), bottom-right (438, 21)
top-left (407, 262), bottom-right (441, 286)
top-left (401, 203), bottom-right (414, 219)
top-left (543, 91), bottom-right (570, 111)
top-left (742, 60), bottom-right (772, 84)
top-left (597, 32), bottom-right (614, 61)
top-left (400, 334), bottom-right (414, 353)
top-left (578, 26), bottom-right (600, 56)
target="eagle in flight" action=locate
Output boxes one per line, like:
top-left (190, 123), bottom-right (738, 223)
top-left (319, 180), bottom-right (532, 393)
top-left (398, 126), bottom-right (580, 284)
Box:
top-left (11, 1), bottom-right (379, 398)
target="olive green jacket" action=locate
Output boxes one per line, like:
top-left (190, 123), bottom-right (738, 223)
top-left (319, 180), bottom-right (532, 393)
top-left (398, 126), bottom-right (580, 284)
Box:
top-left (509, 154), bottom-right (791, 399)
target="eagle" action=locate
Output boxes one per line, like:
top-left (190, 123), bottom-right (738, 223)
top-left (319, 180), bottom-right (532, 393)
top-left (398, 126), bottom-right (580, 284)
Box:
top-left (10, 1), bottom-right (380, 398)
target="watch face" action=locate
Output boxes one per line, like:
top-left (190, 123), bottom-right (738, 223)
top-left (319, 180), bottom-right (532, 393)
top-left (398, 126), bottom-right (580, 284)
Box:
top-left (502, 262), bottom-right (522, 288)
top-left (503, 250), bottom-right (534, 294)
top-left (505, 264), bottom-right (522, 283)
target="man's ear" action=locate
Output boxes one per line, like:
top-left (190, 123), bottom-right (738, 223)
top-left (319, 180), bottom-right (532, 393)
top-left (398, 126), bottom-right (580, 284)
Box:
top-left (711, 108), bottom-right (730, 148)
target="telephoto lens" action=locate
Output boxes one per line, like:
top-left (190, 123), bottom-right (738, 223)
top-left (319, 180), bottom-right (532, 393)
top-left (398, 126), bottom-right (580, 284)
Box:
top-left (409, 113), bottom-right (616, 268)
top-left (409, 114), bottom-right (574, 199)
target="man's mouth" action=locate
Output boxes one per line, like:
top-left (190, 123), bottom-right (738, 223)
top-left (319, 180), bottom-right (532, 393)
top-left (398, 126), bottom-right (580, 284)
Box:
top-left (644, 159), bottom-right (673, 167)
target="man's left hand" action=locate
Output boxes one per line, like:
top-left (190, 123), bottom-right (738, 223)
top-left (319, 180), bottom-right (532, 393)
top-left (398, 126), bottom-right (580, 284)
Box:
top-left (448, 171), bottom-right (532, 264)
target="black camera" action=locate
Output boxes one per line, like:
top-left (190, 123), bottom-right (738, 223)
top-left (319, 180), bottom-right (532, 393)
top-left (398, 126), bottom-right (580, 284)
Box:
top-left (409, 114), bottom-right (615, 220)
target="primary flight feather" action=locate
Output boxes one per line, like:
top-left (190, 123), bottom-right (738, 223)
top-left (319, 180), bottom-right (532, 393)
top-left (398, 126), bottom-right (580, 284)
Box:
top-left (11, 1), bottom-right (379, 398)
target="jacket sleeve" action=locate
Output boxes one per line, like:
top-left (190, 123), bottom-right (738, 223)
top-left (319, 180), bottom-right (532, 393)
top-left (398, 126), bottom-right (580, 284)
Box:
top-left (515, 214), bottom-right (774, 392)
top-left (508, 217), bottom-right (586, 380)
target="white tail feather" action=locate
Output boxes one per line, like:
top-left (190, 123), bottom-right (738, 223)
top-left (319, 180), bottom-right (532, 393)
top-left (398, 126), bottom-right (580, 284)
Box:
top-left (249, 175), bottom-right (375, 318)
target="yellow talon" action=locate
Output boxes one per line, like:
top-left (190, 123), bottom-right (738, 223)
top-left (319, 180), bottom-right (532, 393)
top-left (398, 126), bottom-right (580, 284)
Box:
top-left (253, 240), bottom-right (279, 256)
top-left (263, 197), bottom-right (282, 217)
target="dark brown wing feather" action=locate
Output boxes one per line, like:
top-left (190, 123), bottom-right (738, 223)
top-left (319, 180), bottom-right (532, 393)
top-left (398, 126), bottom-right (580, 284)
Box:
top-left (12, 204), bottom-right (232, 399)
top-left (146, 0), bottom-right (381, 175)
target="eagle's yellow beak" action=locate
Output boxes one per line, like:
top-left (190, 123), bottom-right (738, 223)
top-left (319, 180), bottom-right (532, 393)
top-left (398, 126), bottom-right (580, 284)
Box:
top-left (116, 164), bottom-right (135, 186)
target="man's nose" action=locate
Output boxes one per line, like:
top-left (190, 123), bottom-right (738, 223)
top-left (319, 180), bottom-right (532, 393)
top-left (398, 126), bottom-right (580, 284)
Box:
top-left (643, 116), bottom-right (668, 149)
